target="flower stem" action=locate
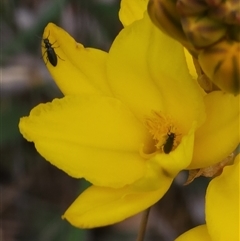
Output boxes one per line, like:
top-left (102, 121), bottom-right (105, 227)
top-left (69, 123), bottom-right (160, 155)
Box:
top-left (136, 208), bottom-right (151, 241)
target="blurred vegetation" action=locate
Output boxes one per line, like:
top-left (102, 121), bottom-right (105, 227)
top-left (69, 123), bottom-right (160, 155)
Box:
top-left (1, 1), bottom-right (121, 240)
top-left (1, 0), bottom-right (211, 241)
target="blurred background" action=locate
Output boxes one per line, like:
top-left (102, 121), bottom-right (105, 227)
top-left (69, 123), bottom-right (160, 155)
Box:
top-left (1, 0), bottom-right (208, 240)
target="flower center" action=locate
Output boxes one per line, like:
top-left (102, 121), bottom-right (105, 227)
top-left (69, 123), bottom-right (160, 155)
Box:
top-left (144, 111), bottom-right (181, 155)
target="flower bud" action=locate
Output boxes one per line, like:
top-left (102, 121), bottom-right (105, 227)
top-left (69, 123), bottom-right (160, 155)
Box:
top-left (181, 15), bottom-right (227, 48)
top-left (198, 40), bottom-right (240, 95)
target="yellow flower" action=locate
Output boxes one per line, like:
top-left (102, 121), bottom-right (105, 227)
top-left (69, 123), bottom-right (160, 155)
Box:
top-left (175, 154), bottom-right (240, 241)
top-left (18, 1), bottom-right (239, 228)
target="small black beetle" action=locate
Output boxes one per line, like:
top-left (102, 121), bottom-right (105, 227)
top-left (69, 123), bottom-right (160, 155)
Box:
top-left (163, 132), bottom-right (176, 154)
top-left (42, 32), bottom-right (58, 67)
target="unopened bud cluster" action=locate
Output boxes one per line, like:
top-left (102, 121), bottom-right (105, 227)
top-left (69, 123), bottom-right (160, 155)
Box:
top-left (148, 0), bottom-right (240, 95)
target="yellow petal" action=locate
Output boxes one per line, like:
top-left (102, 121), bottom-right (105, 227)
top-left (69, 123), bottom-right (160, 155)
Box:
top-left (107, 13), bottom-right (205, 133)
top-left (184, 48), bottom-right (198, 80)
top-left (206, 154), bottom-right (240, 241)
top-left (190, 91), bottom-right (240, 168)
top-left (63, 183), bottom-right (171, 228)
top-left (175, 225), bottom-right (212, 241)
top-left (119, 0), bottom-right (148, 26)
top-left (19, 95), bottom-right (149, 188)
top-left (42, 23), bottom-right (112, 96)
top-left (131, 159), bottom-right (173, 191)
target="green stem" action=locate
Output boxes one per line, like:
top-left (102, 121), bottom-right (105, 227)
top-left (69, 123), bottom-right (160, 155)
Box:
top-left (136, 208), bottom-right (151, 241)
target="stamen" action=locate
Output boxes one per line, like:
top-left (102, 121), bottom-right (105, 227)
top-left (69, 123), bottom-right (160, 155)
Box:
top-left (144, 111), bottom-right (181, 154)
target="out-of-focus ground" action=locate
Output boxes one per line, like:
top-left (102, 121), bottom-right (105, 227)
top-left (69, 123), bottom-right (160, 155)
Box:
top-left (1, 0), bottom-right (208, 240)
